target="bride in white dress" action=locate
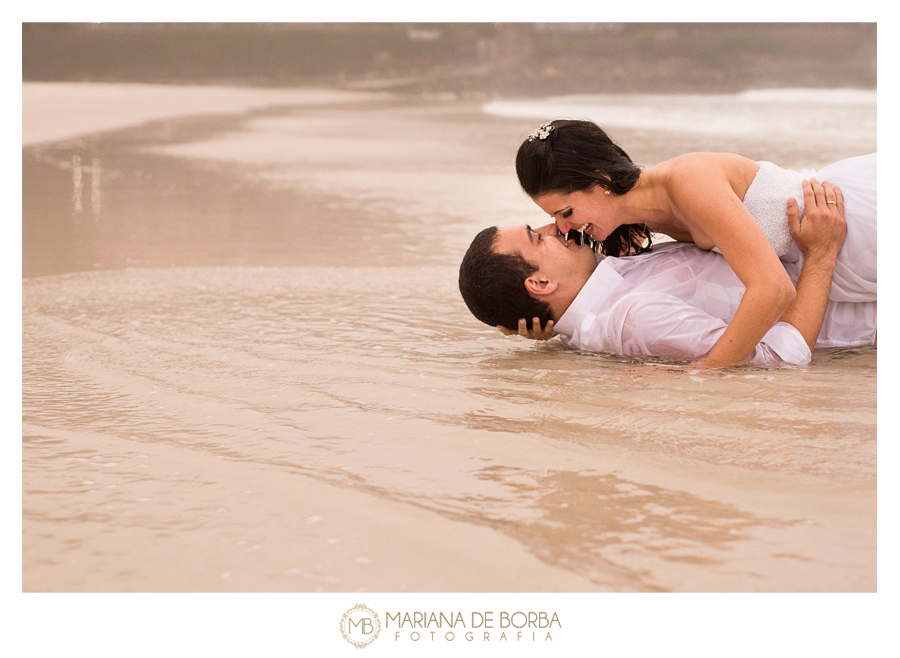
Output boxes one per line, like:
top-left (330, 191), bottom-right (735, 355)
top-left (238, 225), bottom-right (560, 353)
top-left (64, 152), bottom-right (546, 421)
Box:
top-left (508, 119), bottom-right (876, 366)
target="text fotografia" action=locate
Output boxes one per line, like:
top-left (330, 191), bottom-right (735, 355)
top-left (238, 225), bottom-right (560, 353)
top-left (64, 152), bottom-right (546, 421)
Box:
top-left (387, 611), bottom-right (561, 642)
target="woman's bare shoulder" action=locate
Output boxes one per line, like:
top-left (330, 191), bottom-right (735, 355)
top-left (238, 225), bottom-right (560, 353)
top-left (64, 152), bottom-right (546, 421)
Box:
top-left (659, 153), bottom-right (758, 196)
top-left (662, 152), bottom-right (755, 176)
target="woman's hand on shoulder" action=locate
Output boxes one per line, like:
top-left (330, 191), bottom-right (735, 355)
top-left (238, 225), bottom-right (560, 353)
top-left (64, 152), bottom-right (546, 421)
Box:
top-left (497, 318), bottom-right (556, 340)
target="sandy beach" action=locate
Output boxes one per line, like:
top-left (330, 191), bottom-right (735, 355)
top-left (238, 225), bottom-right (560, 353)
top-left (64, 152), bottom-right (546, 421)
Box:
top-left (22, 82), bottom-right (389, 147)
top-left (20, 79), bottom-right (885, 654)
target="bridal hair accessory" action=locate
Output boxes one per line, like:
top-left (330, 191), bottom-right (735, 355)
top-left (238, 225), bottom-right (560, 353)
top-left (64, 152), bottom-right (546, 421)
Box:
top-left (527, 122), bottom-right (555, 141)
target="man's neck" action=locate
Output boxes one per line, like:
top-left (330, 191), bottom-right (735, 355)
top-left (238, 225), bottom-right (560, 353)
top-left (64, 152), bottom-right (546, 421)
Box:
top-left (547, 261), bottom-right (598, 321)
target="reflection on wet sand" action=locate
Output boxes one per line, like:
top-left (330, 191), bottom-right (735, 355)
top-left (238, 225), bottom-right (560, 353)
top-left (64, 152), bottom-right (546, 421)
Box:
top-left (24, 259), bottom-right (875, 592)
top-left (478, 468), bottom-right (777, 592)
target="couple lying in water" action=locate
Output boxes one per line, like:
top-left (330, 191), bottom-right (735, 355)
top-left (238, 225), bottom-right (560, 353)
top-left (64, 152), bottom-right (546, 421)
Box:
top-left (459, 120), bottom-right (876, 367)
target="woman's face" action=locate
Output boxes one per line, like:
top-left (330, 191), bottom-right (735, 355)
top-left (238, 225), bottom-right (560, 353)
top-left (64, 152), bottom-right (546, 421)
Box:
top-left (532, 185), bottom-right (618, 241)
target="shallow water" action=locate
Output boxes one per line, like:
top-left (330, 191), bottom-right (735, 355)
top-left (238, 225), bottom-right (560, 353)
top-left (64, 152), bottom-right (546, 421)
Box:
top-left (22, 87), bottom-right (876, 592)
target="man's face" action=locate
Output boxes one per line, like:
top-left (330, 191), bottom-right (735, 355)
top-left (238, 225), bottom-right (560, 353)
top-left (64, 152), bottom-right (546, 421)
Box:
top-left (494, 222), bottom-right (598, 293)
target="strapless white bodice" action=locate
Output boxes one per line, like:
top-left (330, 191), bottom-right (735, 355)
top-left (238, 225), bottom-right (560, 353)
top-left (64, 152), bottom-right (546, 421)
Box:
top-left (714, 160), bottom-right (801, 257)
top-left (740, 161), bottom-right (802, 257)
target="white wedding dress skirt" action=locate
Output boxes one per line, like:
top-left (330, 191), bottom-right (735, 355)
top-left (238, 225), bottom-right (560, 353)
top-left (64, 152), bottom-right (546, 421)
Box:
top-left (787, 153), bottom-right (877, 304)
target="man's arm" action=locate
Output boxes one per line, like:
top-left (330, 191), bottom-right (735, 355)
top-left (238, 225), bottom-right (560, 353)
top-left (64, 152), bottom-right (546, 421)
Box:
top-left (777, 178), bottom-right (846, 352)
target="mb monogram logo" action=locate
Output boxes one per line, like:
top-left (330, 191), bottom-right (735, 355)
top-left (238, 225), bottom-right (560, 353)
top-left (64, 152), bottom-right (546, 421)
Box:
top-left (340, 604), bottom-right (382, 648)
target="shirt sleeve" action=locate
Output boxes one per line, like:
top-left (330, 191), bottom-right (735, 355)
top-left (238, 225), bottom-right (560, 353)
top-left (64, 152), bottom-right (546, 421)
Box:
top-left (577, 289), bottom-right (812, 366)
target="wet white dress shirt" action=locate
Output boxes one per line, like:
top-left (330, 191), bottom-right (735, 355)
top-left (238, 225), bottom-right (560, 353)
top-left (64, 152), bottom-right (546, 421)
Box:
top-left (553, 242), bottom-right (876, 366)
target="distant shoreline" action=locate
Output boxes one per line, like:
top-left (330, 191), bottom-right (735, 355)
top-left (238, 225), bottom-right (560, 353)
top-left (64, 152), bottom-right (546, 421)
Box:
top-left (21, 78), bottom-right (878, 149)
top-left (21, 82), bottom-right (392, 147)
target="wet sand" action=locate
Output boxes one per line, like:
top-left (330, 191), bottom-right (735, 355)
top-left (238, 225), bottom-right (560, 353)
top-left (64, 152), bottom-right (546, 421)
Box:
top-left (22, 83), bottom-right (608, 593)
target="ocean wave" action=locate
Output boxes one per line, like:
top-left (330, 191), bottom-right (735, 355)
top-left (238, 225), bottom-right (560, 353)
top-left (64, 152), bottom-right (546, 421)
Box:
top-left (736, 87), bottom-right (876, 105)
top-left (481, 88), bottom-right (876, 140)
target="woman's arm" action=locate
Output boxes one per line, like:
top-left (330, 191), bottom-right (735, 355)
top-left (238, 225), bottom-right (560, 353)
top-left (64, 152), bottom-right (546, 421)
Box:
top-left (666, 156), bottom-right (797, 367)
top-left (777, 179), bottom-right (846, 350)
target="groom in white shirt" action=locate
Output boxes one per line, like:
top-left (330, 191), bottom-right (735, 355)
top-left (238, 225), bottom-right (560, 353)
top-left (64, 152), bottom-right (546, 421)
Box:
top-left (459, 180), bottom-right (875, 366)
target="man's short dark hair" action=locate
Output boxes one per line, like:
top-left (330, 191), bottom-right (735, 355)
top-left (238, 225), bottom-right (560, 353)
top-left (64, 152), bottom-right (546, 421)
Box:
top-left (458, 226), bottom-right (552, 332)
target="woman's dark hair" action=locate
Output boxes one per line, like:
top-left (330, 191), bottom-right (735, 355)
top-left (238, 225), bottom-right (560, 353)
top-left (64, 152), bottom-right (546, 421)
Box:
top-left (516, 119), bottom-right (652, 257)
top-left (458, 227), bottom-right (552, 332)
